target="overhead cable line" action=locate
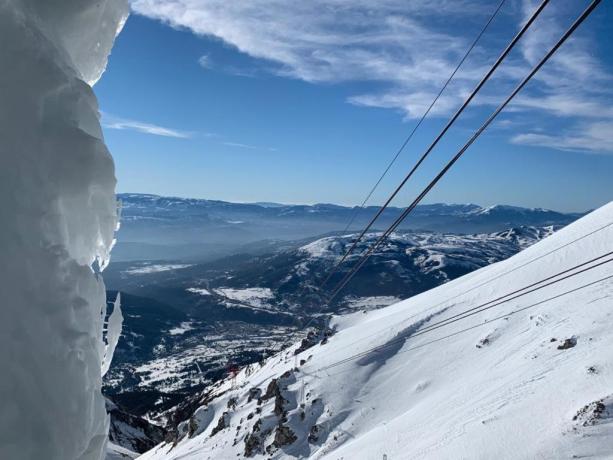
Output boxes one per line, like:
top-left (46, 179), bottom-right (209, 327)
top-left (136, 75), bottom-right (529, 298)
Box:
top-left (295, 0), bottom-right (541, 330)
top-left (315, 0), bottom-right (551, 295)
top-left (313, 255), bottom-right (613, 374)
top-left (331, 229), bottom-right (613, 354)
top-left (325, 0), bottom-right (602, 306)
top-left (340, 0), bottom-right (508, 234)
top-left (320, 273), bottom-right (613, 377)
top-left (411, 251), bottom-right (613, 337)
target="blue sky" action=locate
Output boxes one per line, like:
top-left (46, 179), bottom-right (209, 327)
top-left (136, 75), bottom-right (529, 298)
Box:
top-left (95, 0), bottom-right (613, 212)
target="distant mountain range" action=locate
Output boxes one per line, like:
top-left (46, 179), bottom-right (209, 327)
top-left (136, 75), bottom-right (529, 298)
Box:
top-left (114, 193), bottom-right (582, 262)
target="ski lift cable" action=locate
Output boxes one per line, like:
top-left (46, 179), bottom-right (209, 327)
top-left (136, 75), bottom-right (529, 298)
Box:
top-left (324, 0), bottom-right (603, 306)
top-left (315, 0), bottom-right (552, 296)
top-left (319, 252), bottom-right (613, 370)
top-left (294, 0), bottom-right (545, 331)
top-left (331, 234), bottom-right (613, 355)
top-left (319, 273), bottom-right (613, 377)
top-left (410, 251), bottom-right (613, 336)
top-left (313, 256), bottom-right (613, 374)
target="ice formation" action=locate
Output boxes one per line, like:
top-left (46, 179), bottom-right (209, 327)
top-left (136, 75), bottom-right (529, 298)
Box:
top-left (0, 1), bottom-right (127, 459)
top-left (102, 294), bottom-right (124, 378)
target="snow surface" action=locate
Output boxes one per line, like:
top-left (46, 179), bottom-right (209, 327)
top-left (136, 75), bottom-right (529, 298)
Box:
top-left (139, 202), bottom-right (613, 459)
top-left (168, 322), bottom-right (195, 336)
top-left (342, 296), bottom-right (402, 312)
top-left (124, 264), bottom-right (193, 275)
top-left (0, 1), bottom-right (127, 459)
top-left (215, 287), bottom-right (275, 308)
top-left (186, 287), bottom-right (212, 296)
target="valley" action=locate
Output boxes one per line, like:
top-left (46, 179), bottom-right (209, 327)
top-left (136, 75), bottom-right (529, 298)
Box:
top-left (103, 220), bottom-right (561, 425)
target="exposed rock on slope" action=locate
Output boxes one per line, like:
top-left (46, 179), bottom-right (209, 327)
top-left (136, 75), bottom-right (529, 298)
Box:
top-left (106, 399), bottom-right (165, 454)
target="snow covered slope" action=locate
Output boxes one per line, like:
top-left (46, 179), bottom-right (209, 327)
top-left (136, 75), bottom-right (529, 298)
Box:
top-left (139, 202), bottom-right (613, 459)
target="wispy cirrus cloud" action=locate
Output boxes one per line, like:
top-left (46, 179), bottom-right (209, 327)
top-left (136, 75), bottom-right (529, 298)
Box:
top-left (505, 0), bottom-right (613, 154)
top-left (130, 0), bottom-right (612, 153)
top-left (102, 112), bottom-right (277, 151)
top-left (198, 54), bottom-right (259, 77)
top-left (223, 141), bottom-right (277, 152)
top-left (512, 121), bottom-right (613, 154)
top-left (102, 113), bottom-right (192, 138)
top-left (197, 54), bottom-right (212, 69)
top-left (222, 141), bottom-right (257, 149)
top-left (348, 91), bottom-right (464, 120)
top-left (130, 0), bottom-right (484, 118)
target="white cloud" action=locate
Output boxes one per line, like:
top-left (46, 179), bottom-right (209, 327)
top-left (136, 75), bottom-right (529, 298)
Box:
top-left (130, 0), bottom-right (487, 118)
top-left (222, 141), bottom-right (276, 152)
top-left (222, 141), bottom-right (258, 149)
top-left (197, 54), bottom-right (258, 77)
top-left (348, 91), bottom-right (465, 120)
top-left (511, 121), bottom-right (613, 154)
top-left (102, 113), bottom-right (191, 138)
top-left (103, 112), bottom-right (274, 150)
top-left (503, 1), bottom-right (613, 154)
top-left (130, 0), bottom-right (612, 153)
top-left (512, 94), bottom-right (613, 119)
top-left (197, 54), bottom-right (212, 69)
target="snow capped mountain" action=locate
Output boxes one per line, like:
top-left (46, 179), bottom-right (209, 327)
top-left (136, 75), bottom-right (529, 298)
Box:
top-left (114, 193), bottom-right (579, 262)
top-left (288, 226), bottom-right (557, 298)
top-left (300, 225), bottom-right (555, 264)
top-left (138, 202), bottom-right (613, 459)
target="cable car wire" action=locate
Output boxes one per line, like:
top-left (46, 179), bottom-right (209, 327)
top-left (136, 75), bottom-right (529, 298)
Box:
top-left (313, 255), bottom-right (612, 374)
top-left (316, 0), bottom-right (552, 295)
top-left (325, 0), bottom-right (602, 306)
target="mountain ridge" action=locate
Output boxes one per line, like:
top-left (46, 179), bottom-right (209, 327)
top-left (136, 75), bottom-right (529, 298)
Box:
top-left (119, 192), bottom-right (581, 215)
top-left (114, 193), bottom-right (581, 262)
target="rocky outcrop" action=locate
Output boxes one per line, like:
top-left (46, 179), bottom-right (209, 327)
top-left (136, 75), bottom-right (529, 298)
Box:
top-left (210, 412), bottom-right (229, 437)
top-left (247, 387), bottom-right (262, 402)
top-left (243, 419), bottom-right (264, 457)
top-left (274, 425), bottom-right (297, 447)
top-left (107, 398), bottom-right (166, 454)
top-left (308, 424), bottom-right (320, 444)
top-left (573, 397), bottom-right (610, 427)
top-left (557, 337), bottom-right (577, 350)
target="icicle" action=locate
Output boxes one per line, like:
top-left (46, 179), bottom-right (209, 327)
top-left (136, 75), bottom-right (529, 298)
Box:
top-left (102, 293), bottom-right (123, 377)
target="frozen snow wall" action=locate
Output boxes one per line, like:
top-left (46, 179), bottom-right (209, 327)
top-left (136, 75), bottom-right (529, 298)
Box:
top-left (0, 1), bottom-right (128, 459)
